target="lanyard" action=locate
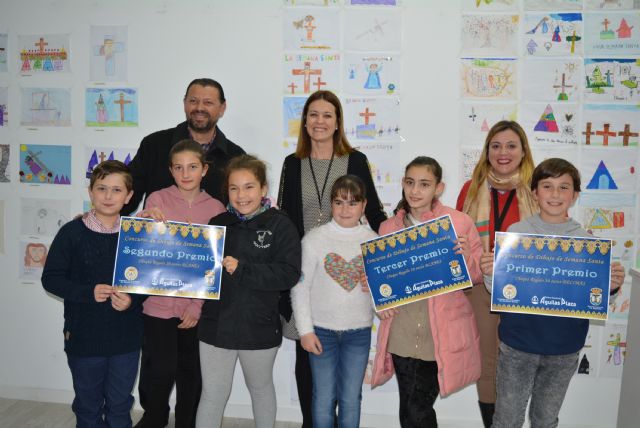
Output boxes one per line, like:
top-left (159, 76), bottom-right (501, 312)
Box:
top-left (492, 188), bottom-right (516, 232)
top-left (308, 153), bottom-right (335, 210)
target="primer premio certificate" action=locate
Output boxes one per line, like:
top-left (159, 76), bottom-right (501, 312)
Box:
top-left (361, 214), bottom-right (472, 312)
top-left (113, 217), bottom-right (226, 300)
top-left (491, 232), bottom-right (612, 320)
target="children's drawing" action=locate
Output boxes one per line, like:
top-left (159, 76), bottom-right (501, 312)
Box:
top-left (85, 87), bottom-right (138, 127)
top-left (20, 198), bottom-right (70, 238)
top-left (460, 102), bottom-right (518, 143)
top-left (461, 0), bottom-right (517, 11)
top-left (611, 237), bottom-right (637, 271)
top-left (582, 104), bottom-right (640, 147)
top-left (461, 15), bottom-right (519, 57)
top-left (349, 0), bottom-right (398, 5)
top-left (19, 144), bottom-right (71, 185)
top-left (584, 58), bottom-right (640, 102)
top-left (19, 240), bottom-right (49, 280)
top-left (577, 192), bottom-right (636, 236)
top-left (0, 87), bottom-right (7, 126)
top-left (585, 0), bottom-right (640, 9)
top-left (18, 34), bottom-right (70, 74)
top-left (577, 326), bottom-right (601, 378)
top-left (582, 149), bottom-right (637, 191)
top-left (20, 87), bottom-right (71, 127)
top-left (357, 142), bottom-right (401, 186)
top-left (525, 0), bottom-right (582, 10)
top-left (521, 102), bottom-right (580, 145)
top-left (343, 53), bottom-right (401, 96)
top-left (460, 58), bottom-right (517, 100)
top-left (609, 280), bottom-right (632, 322)
top-left (343, 97), bottom-right (401, 141)
top-left (283, 97), bottom-right (307, 138)
top-left (90, 25), bottom-right (127, 82)
top-left (584, 12), bottom-right (640, 55)
top-left (0, 33), bottom-right (7, 72)
top-left (85, 146), bottom-right (134, 182)
top-left (523, 13), bottom-right (583, 56)
top-left (522, 58), bottom-right (582, 102)
top-left (0, 144), bottom-right (9, 182)
top-left (460, 147), bottom-right (484, 182)
top-left (600, 324), bottom-right (628, 378)
top-left (284, 9), bottom-right (340, 50)
top-left (283, 53), bottom-right (340, 95)
top-left (284, 0), bottom-right (339, 5)
top-left (344, 9), bottom-right (402, 51)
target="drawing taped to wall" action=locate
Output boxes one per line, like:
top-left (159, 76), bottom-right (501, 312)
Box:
top-left (582, 149), bottom-right (637, 191)
top-left (85, 87), bottom-right (138, 127)
top-left (521, 102), bottom-right (580, 145)
top-left (584, 12), bottom-right (640, 55)
top-left (18, 34), bottom-right (70, 74)
top-left (461, 14), bottom-right (519, 57)
top-left (461, 0), bottom-right (517, 11)
top-left (460, 147), bottom-right (484, 182)
top-left (343, 53), bottom-right (401, 96)
top-left (584, 58), bottom-right (640, 102)
top-left (20, 87), bottom-right (71, 127)
top-left (460, 58), bottom-right (517, 99)
top-left (19, 240), bottom-right (49, 281)
top-left (582, 104), bottom-right (639, 147)
top-left (342, 97), bottom-right (401, 141)
top-left (283, 97), bottom-right (307, 138)
top-left (85, 146), bottom-right (134, 181)
top-left (577, 192), bottom-right (636, 237)
top-left (283, 8), bottom-right (340, 50)
top-left (90, 25), bottom-right (127, 82)
top-left (461, 102), bottom-right (518, 143)
top-left (20, 198), bottom-right (70, 238)
top-left (284, 53), bottom-right (340, 95)
top-left (600, 324), bottom-right (628, 379)
top-left (0, 144), bottom-right (9, 182)
top-left (343, 8), bottom-right (402, 51)
top-left (19, 144), bottom-right (71, 185)
top-left (523, 13), bottom-right (583, 56)
top-left (522, 58), bottom-right (582, 102)
top-left (525, 0), bottom-right (583, 10)
top-left (585, 0), bottom-right (640, 9)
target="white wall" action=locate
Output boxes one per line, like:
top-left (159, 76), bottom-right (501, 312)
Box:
top-left (0, 1), bottom-right (623, 426)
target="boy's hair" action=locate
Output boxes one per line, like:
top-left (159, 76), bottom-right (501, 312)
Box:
top-left (330, 174), bottom-right (367, 202)
top-left (531, 158), bottom-right (581, 192)
top-left (169, 139), bottom-right (207, 167)
top-left (90, 160), bottom-right (133, 192)
top-left (396, 156), bottom-right (442, 213)
top-left (223, 154), bottom-right (267, 196)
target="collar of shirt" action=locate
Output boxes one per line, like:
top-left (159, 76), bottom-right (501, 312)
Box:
top-left (82, 210), bottom-right (120, 234)
top-left (188, 127), bottom-right (216, 153)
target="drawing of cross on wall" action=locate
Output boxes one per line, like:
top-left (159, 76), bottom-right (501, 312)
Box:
top-left (113, 92), bottom-right (131, 122)
top-left (606, 333), bottom-right (627, 365)
top-left (93, 35), bottom-right (124, 77)
top-left (292, 61), bottom-right (322, 94)
top-left (356, 107), bottom-right (376, 139)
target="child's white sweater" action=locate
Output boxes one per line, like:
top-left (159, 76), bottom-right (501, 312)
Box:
top-left (292, 220), bottom-right (377, 336)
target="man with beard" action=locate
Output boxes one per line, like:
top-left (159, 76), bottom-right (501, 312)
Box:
top-left (122, 78), bottom-right (245, 215)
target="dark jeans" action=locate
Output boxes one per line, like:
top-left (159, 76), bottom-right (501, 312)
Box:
top-left (392, 354), bottom-right (439, 428)
top-left (137, 315), bottom-right (201, 428)
top-left (67, 350), bottom-right (140, 428)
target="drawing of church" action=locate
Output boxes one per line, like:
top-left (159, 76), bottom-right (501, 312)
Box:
top-left (586, 160), bottom-right (618, 190)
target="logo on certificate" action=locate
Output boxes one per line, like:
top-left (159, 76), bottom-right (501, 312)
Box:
top-left (405, 286), bottom-right (412, 294)
top-left (502, 284), bottom-right (517, 300)
top-left (590, 288), bottom-right (603, 306)
top-left (380, 284), bottom-right (392, 298)
top-left (204, 270), bottom-right (216, 285)
top-left (124, 266), bottom-right (138, 281)
top-left (449, 260), bottom-right (462, 277)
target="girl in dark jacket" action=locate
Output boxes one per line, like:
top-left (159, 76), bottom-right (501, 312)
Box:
top-left (196, 155), bottom-right (301, 428)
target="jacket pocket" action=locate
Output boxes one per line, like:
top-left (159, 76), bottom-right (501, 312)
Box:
top-left (440, 293), bottom-right (475, 353)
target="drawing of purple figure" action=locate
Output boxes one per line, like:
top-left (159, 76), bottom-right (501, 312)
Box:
top-left (552, 26), bottom-right (561, 42)
top-left (0, 105), bottom-right (4, 126)
top-left (25, 152), bottom-right (43, 175)
top-left (95, 93), bottom-right (108, 123)
top-left (364, 63), bottom-right (382, 89)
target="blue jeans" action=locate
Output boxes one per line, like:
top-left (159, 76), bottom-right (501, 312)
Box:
top-left (67, 350), bottom-right (140, 428)
top-left (309, 326), bottom-right (371, 428)
top-left (493, 342), bottom-right (579, 428)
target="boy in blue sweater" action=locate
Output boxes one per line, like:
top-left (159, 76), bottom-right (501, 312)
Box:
top-left (481, 158), bottom-right (625, 428)
top-left (42, 160), bottom-right (145, 428)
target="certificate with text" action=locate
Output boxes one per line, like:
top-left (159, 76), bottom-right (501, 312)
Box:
top-left (361, 215), bottom-right (472, 312)
top-left (113, 217), bottom-right (225, 299)
top-left (491, 232), bottom-right (611, 320)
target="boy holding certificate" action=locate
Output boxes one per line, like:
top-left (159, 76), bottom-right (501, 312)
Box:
top-left (42, 161), bottom-right (146, 427)
top-left (482, 158), bottom-right (625, 428)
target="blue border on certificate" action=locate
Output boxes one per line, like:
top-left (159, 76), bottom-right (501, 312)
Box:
top-left (361, 214), bottom-right (472, 311)
top-left (491, 232), bottom-right (612, 320)
top-left (112, 217), bottom-right (225, 300)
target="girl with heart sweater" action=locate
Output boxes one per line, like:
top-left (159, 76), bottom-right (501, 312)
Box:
top-left (291, 174), bottom-right (377, 428)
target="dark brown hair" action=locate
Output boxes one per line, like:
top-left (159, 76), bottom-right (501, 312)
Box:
top-left (223, 154), bottom-right (267, 197)
top-left (330, 174), bottom-right (367, 202)
top-left (169, 139), bottom-right (207, 167)
top-left (184, 78), bottom-right (226, 103)
top-left (531, 158), bottom-right (581, 192)
top-left (89, 160), bottom-right (133, 192)
top-left (397, 157), bottom-right (443, 214)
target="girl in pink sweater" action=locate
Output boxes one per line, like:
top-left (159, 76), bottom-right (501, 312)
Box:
top-left (135, 139), bottom-right (225, 428)
top-left (370, 156), bottom-right (483, 428)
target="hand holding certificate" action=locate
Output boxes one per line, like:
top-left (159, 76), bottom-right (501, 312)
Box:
top-left (361, 214), bottom-right (473, 311)
top-left (112, 217), bottom-right (226, 300)
top-left (491, 232), bottom-right (612, 320)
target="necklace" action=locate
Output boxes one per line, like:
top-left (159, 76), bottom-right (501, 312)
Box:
top-left (308, 151), bottom-right (335, 224)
